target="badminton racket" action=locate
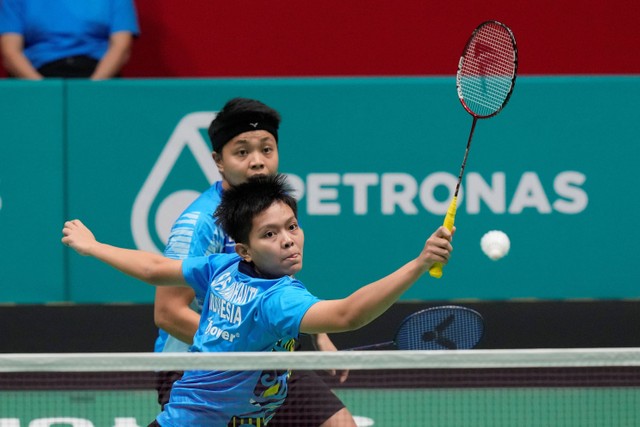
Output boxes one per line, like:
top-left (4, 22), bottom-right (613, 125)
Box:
top-left (430, 20), bottom-right (518, 278)
top-left (348, 305), bottom-right (484, 351)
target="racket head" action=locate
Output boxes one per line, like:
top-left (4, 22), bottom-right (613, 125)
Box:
top-left (456, 20), bottom-right (518, 119)
top-left (394, 305), bottom-right (485, 350)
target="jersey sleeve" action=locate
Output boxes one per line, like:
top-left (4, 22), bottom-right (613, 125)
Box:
top-left (181, 256), bottom-right (212, 297)
top-left (111, 0), bottom-right (140, 35)
top-left (164, 210), bottom-right (225, 259)
top-left (182, 254), bottom-right (240, 297)
top-left (260, 280), bottom-right (321, 339)
top-left (0, 0), bottom-right (23, 34)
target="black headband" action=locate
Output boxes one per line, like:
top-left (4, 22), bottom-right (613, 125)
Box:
top-left (211, 114), bottom-right (279, 152)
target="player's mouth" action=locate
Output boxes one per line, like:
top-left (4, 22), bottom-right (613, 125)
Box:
top-left (248, 172), bottom-right (269, 178)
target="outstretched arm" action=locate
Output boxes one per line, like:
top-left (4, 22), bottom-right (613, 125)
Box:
top-left (300, 226), bottom-right (454, 334)
top-left (61, 219), bottom-right (187, 287)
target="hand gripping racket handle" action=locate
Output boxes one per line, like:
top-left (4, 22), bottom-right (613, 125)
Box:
top-left (429, 196), bottom-right (457, 278)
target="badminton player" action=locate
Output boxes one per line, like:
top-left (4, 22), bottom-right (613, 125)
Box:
top-left (62, 174), bottom-right (454, 427)
top-left (154, 97), bottom-right (352, 426)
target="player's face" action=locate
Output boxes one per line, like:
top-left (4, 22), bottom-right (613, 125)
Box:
top-left (240, 201), bottom-right (304, 278)
top-left (215, 130), bottom-right (279, 190)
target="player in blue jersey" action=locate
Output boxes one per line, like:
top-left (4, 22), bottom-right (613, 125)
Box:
top-left (153, 97), bottom-right (352, 426)
top-left (62, 174), bottom-right (454, 426)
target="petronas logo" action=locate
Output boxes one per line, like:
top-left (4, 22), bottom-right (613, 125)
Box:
top-left (131, 112), bottom-right (220, 253)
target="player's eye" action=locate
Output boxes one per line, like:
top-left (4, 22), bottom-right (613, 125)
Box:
top-left (264, 231), bottom-right (275, 238)
top-left (288, 223), bottom-right (299, 231)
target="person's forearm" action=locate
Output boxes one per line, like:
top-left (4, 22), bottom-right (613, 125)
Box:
top-left (1, 34), bottom-right (43, 79)
top-left (91, 49), bottom-right (128, 79)
top-left (3, 51), bottom-right (42, 79)
top-left (301, 226), bottom-right (452, 335)
top-left (339, 227), bottom-right (452, 330)
top-left (312, 333), bottom-right (337, 351)
top-left (154, 286), bottom-right (200, 344)
top-left (156, 307), bottom-right (200, 344)
top-left (342, 258), bottom-right (427, 330)
top-left (91, 33), bottom-right (132, 79)
top-left (64, 219), bottom-right (186, 286)
top-left (86, 242), bottom-right (181, 286)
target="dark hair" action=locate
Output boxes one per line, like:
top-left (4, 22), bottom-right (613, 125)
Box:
top-left (215, 174), bottom-right (297, 244)
top-left (208, 97), bottom-right (281, 153)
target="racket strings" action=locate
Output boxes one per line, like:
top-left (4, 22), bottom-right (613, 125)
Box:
top-left (458, 22), bottom-right (516, 117)
top-left (395, 309), bottom-right (484, 351)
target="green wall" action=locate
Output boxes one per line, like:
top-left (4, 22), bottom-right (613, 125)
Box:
top-left (0, 81), bottom-right (65, 302)
top-left (1, 77), bottom-right (638, 303)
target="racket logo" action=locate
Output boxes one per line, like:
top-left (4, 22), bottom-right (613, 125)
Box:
top-left (473, 42), bottom-right (495, 59)
top-left (421, 314), bottom-right (457, 349)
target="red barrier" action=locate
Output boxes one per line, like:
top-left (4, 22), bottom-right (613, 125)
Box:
top-left (2, 0), bottom-right (638, 78)
top-left (125, 0), bottom-right (639, 77)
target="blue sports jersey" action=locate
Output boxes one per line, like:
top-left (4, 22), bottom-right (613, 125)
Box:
top-left (155, 181), bottom-right (236, 353)
top-left (0, 0), bottom-right (139, 69)
top-left (156, 254), bottom-right (321, 426)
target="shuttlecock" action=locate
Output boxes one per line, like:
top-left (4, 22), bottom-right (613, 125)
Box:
top-left (481, 230), bottom-right (510, 260)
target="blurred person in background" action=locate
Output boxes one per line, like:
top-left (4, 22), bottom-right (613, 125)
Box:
top-left (0, 0), bottom-right (139, 79)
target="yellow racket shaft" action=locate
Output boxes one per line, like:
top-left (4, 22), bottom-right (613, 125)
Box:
top-left (429, 196), bottom-right (457, 278)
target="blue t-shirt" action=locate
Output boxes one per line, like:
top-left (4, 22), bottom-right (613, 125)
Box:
top-left (156, 254), bottom-right (321, 426)
top-left (154, 181), bottom-right (236, 353)
top-left (0, 0), bottom-right (139, 69)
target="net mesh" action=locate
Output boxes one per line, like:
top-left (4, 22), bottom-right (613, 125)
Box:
top-left (457, 21), bottom-right (517, 118)
top-left (1, 349), bottom-right (639, 427)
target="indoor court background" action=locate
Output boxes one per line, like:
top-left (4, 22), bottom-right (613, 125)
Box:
top-left (1, 0), bottom-right (639, 424)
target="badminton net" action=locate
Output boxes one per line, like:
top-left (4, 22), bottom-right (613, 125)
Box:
top-left (1, 348), bottom-right (640, 426)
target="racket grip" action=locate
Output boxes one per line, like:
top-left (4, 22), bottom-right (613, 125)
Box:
top-left (429, 196), bottom-right (457, 279)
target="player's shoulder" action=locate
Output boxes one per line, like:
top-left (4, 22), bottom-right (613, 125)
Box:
top-left (187, 182), bottom-right (224, 212)
top-left (164, 183), bottom-right (226, 258)
top-left (173, 182), bottom-right (224, 226)
top-left (197, 252), bottom-right (242, 273)
top-left (261, 276), bottom-right (307, 296)
top-left (182, 253), bottom-right (240, 282)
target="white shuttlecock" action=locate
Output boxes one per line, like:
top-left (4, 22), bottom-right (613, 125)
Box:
top-left (480, 230), bottom-right (510, 260)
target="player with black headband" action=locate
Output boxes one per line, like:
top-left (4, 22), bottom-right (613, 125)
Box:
top-left (153, 97), bottom-right (355, 426)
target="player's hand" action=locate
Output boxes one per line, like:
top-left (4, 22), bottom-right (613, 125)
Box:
top-left (61, 219), bottom-right (98, 256)
top-left (421, 226), bottom-right (455, 270)
top-left (313, 333), bottom-right (349, 383)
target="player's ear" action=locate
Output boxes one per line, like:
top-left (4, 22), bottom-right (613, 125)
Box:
top-left (235, 243), bottom-right (251, 262)
top-left (213, 151), bottom-right (223, 172)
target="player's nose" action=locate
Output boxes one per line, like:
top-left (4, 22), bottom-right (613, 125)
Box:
top-left (282, 233), bottom-right (294, 248)
top-left (249, 152), bottom-right (265, 169)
